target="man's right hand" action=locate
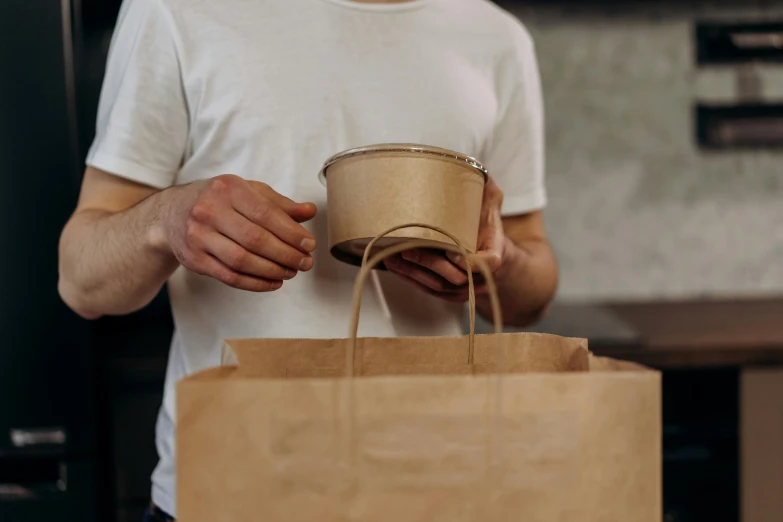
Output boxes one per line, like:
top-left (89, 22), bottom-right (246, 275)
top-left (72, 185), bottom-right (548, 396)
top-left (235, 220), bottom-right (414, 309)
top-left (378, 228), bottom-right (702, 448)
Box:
top-left (159, 174), bottom-right (317, 292)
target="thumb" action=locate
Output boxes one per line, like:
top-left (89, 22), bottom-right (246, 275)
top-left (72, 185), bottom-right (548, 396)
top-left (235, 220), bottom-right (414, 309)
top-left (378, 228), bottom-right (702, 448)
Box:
top-left (288, 202), bottom-right (318, 223)
top-left (446, 250), bottom-right (500, 273)
top-left (446, 251), bottom-right (468, 271)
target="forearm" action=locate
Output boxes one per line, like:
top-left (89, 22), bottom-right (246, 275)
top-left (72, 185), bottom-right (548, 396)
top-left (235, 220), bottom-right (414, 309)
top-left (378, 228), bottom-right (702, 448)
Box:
top-left (476, 236), bottom-right (557, 327)
top-left (58, 190), bottom-right (179, 318)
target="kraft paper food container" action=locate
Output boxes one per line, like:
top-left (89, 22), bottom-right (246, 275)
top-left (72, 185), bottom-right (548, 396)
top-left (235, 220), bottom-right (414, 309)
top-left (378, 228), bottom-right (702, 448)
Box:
top-left (319, 144), bottom-right (487, 267)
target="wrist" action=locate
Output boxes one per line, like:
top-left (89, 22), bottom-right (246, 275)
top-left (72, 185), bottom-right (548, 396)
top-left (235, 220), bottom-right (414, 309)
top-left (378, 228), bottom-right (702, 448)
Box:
top-left (145, 188), bottom-right (178, 259)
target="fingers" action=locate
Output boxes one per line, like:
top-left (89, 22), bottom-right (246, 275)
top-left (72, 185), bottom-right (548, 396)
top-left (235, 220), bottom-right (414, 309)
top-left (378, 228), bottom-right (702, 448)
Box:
top-left (248, 181), bottom-right (318, 223)
top-left (400, 249), bottom-right (469, 286)
top-left (446, 249), bottom-right (503, 274)
top-left (289, 202), bottom-right (318, 223)
top-left (201, 232), bottom-right (296, 281)
top-left (386, 255), bottom-right (442, 290)
top-left (385, 254), bottom-right (488, 299)
top-left (230, 182), bottom-right (317, 253)
top-left (181, 176), bottom-right (320, 291)
top-left (193, 253), bottom-right (284, 292)
top-left (388, 270), bottom-right (470, 303)
top-left (211, 209), bottom-right (314, 271)
top-left (400, 247), bottom-right (501, 284)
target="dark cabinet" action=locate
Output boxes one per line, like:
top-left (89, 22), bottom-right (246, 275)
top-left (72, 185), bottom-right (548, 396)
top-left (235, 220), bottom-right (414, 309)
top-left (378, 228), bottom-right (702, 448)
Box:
top-left (0, 2), bottom-right (96, 519)
top-left (0, 0), bottom-right (92, 457)
top-left (662, 369), bottom-right (739, 522)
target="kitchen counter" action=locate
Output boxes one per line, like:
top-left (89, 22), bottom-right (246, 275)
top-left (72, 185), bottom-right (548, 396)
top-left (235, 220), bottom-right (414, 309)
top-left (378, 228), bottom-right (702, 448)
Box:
top-left (475, 298), bottom-right (783, 369)
top-left (603, 299), bottom-right (783, 368)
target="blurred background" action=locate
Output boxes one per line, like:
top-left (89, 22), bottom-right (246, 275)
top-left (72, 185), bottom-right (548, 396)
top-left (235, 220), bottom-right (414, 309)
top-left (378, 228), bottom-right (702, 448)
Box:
top-left (1, 0), bottom-right (782, 521)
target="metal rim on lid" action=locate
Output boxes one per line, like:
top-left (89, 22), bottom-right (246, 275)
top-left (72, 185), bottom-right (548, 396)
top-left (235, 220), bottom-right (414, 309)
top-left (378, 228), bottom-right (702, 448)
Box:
top-left (318, 143), bottom-right (489, 186)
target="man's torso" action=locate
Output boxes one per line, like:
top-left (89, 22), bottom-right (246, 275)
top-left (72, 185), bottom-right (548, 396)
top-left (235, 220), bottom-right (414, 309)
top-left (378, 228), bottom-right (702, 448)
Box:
top-left (100, 0), bottom-right (530, 515)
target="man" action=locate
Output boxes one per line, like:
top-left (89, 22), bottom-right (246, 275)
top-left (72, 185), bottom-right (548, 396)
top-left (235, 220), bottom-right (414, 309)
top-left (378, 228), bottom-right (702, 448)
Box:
top-left (58, 0), bottom-right (557, 519)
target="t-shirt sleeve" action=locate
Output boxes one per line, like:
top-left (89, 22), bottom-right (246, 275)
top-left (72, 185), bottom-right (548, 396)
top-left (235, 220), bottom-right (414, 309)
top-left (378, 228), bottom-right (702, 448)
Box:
top-left (86, 0), bottom-right (188, 189)
top-left (482, 23), bottom-right (546, 217)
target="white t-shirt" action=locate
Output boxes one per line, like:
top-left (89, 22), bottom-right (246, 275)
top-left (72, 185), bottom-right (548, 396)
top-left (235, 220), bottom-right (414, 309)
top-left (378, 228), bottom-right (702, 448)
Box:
top-left (88, 0), bottom-right (546, 515)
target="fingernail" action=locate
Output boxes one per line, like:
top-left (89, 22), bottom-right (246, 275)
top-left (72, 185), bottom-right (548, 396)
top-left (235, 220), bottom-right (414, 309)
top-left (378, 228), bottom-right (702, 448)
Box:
top-left (402, 251), bottom-right (419, 263)
top-left (271, 281), bottom-right (283, 290)
top-left (452, 255), bottom-right (462, 265)
top-left (299, 256), bottom-right (313, 270)
top-left (300, 238), bottom-right (316, 252)
top-left (283, 269), bottom-right (295, 279)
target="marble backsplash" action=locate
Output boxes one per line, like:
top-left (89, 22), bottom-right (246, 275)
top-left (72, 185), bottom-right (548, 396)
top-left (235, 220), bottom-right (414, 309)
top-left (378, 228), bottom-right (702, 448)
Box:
top-left (499, 1), bottom-right (783, 301)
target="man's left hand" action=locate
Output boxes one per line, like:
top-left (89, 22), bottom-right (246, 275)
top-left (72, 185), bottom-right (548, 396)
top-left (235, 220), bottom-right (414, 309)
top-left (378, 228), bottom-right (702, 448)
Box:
top-left (383, 176), bottom-right (509, 302)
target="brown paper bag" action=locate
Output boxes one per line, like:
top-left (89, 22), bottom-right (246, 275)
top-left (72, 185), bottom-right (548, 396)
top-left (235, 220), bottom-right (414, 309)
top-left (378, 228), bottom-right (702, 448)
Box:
top-left (177, 229), bottom-right (661, 522)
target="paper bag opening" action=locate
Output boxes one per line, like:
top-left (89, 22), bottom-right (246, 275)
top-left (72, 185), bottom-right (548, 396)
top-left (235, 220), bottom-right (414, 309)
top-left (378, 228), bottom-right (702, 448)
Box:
top-left (218, 332), bottom-right (619, 380)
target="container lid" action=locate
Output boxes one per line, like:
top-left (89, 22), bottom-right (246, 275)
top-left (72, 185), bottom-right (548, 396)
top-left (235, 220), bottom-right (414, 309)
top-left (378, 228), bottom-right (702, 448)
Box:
top-left (318, 143), bottom-right (489, 186)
